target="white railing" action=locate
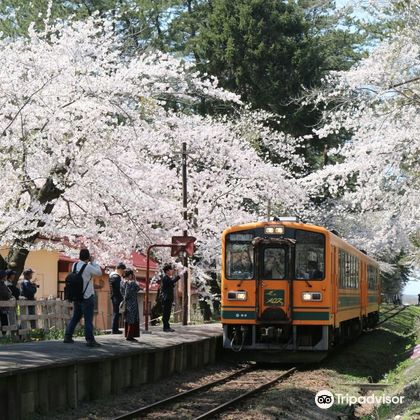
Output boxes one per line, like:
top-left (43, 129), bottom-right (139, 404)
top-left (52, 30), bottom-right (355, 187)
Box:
top-left (0, 299), bottom-right (73, 336)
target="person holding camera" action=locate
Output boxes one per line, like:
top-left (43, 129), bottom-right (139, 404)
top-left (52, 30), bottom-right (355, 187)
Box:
top-left (21, 268), bottom-right (39, 329)
top-left (161, 263), bottom-right (181, 332)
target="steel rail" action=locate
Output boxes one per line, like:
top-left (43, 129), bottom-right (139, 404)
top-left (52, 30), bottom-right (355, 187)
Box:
top-left (112, 365), bottom-right (256, 419)
top-left (377, 305), bottom-right (408, 326)
top-left (379, 305), bottom-right (401, 317)
top-left (194, 367), bottom-right (297, 420)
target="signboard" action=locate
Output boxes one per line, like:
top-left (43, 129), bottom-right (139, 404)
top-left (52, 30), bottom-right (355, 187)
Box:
top-left (171, 236), bottom-right (196, 257)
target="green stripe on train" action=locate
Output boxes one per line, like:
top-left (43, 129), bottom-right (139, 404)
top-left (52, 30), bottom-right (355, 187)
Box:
top-left (221, 310), bottom-right (256, 320)
top-left (339, 296), bottom-right (360, 307)
top-left (292, 312), bottom-right (330, 320)
top-left (222, 310), bottom-right (330, 321)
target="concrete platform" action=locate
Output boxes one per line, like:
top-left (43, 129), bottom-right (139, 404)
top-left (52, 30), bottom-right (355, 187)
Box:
top-left (0, 324), bottom-right (223, 419)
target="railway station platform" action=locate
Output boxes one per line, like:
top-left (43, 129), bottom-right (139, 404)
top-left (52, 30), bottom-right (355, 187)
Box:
top-left (0, 323), bottom-right (223, 419)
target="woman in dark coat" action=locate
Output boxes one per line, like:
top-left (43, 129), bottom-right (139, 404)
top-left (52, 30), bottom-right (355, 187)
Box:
top-left (5, 270), bottom-right (20, 300)
top-left (120, 269), bottom-right (140, 342)
top-left (0, 270), bottom-right (12, 336)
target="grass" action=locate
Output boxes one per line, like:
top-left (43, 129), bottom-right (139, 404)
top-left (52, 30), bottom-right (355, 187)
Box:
top-left (0, 326), bottom-right (103, 344)
top-left (325, 305), bottom-right (420, 419)
top-left (369, 306), bottom-right (420, 419)
top-left (324, 306), bottom-right (419, 383)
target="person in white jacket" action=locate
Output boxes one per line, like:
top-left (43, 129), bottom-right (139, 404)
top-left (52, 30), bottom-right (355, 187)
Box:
top-left (63, 249), bottom-right (102, 347)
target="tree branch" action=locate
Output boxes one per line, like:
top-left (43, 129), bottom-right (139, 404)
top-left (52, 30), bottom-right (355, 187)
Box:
top-left (1, 76), bottom-right (57, 136)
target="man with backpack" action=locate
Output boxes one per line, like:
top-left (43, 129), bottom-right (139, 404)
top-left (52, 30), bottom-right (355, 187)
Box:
top-left (109, 262), bottom-right (126, 334)
top-left (63, 248), bottom-right (102, 347)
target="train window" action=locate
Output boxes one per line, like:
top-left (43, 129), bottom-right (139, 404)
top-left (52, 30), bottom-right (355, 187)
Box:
top-left (263, 248), bottom-right (286, 279)
top-left (339, 250), bottom-right (360, 288)
top-left (368, 265), bottom-right (378, 290)
top-left (295, 230), bottom-right (325, 280)
top-left (226, 242), bottom-right (254, 279)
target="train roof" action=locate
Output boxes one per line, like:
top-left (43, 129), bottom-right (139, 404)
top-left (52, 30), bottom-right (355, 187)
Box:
top-left (222, 220), bottom-right (327, 235)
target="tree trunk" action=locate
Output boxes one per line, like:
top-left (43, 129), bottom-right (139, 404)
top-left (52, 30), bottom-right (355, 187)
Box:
top-left (199, 299), bottom-right (212, 321)
top-left (199, 271), bottom-right (221, 321)
top-left (6, 175), bottom-right (64, 278)
top-left (0, 254), bottom-right (7, 270)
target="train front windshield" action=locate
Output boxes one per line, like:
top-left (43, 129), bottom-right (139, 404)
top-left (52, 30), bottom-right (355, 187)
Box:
top-left (225, 228), bottom-right (325, 280)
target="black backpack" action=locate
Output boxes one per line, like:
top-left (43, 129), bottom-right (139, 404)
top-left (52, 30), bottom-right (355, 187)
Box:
top-left (64, 263), bottom-right (88, 302)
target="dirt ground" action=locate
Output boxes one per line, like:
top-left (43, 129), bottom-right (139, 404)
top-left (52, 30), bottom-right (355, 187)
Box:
top-left (33, 364), bottom-right (347, 420)
top-left (32, 362), bottom-right (245, 419)
top-left (222, 369), bottom-right (347, 420)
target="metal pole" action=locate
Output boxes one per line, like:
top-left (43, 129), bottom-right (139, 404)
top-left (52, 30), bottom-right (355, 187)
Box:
top-left (145, 245), bottom-right (152, 332)
top-left (182, 142), bottom-right (189, 326)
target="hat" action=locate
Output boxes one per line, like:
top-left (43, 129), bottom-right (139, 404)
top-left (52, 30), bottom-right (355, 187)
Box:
top-left (23, 268), bottom-right (34, 275)
top-left (5, 269), bottom-right (16, 276)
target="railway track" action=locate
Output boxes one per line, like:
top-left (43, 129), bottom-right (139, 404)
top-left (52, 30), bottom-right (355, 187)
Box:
top-left (379, 305), bottom-right (400, 317)
top-left (377, 305), bottom-right (408, 326)
top-left (111, 307), bottom-right (404, 420)
top-left (112, 365), bottom-right (296, 420)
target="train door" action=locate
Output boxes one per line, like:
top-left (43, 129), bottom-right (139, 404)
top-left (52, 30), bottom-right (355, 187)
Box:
top-left (257, 244), bottom-right (291, 322)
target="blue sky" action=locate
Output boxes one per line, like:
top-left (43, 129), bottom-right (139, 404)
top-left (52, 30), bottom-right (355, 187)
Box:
top-left (404, 273), bottom-right (420, 295)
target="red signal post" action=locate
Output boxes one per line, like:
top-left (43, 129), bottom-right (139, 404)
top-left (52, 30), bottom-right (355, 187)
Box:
top-left (144, 236), bottom-right (196, 332)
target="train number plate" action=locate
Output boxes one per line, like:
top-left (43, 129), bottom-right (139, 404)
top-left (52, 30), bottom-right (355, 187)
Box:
top-left (264, 289), bottom-right (285, 306)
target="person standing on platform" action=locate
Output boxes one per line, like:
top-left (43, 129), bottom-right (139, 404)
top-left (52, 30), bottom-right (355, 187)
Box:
top-left (5, 270), bottom-right (19, 300)
top-left (120, 269), bottom-right (140, 342)
top-left (161, 263), bottom-right (181, 332)
top-left (20, 268), bottom-right (38, 329)
top-left (0, 270), bottom-right (12, 336)
top-left (109, 262), bottom-right (126, 334)
top-left (64, 249), bottom-right (102, 347)
top-left (5, 269), bottom-right (19, 334)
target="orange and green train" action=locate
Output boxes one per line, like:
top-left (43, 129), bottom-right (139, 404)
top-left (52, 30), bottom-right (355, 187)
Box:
top-left (221, 218), bottom-right (380, 362)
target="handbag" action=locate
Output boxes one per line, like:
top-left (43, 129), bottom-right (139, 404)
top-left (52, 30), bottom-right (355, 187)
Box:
top-left (118, 300), bottom-right (126, 314)
top-left (119, 281), bottom-right (128, 314)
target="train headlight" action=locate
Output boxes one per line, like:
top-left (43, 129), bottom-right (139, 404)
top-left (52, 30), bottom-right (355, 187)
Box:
top-left (227, 291), bottom-right (247, 301)
top-left (264, 226), bottom-right (284, 234)
top-left (302, 292), bottom-right (322, 301)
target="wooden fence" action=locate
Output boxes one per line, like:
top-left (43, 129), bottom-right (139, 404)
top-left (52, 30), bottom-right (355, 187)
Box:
top-left (0, 299), bottom-right (73, 336)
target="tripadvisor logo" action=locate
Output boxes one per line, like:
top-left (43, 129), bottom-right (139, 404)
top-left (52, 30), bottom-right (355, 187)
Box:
top-left (315, 389), bottom-right (405, 409)
top-left (315, 390), bottom-right (334, 409)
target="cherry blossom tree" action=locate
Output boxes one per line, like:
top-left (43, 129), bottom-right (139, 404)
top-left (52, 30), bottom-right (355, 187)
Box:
top-left (0, 16), bottom-right (305, 280)
top-left (302, 0), bottom-right (419, 274)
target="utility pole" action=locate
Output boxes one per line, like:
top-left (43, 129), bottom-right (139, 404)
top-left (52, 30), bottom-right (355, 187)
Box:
top-left (182, 142), bottom-right (189, 325)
